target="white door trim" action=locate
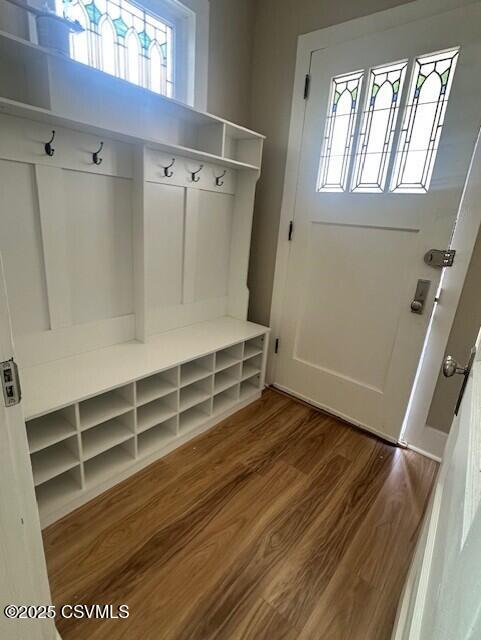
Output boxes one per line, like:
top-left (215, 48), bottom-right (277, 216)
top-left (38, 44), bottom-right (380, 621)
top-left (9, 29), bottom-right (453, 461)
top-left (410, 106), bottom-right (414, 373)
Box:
top-left (268, 0), bottom-right (481, 457)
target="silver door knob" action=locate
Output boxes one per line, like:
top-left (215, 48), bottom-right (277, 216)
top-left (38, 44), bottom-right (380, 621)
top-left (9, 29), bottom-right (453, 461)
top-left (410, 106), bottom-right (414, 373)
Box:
top-left (410, 300), bottom-right (423, 313)
top-left (443, 355), bottom-right (467, 377)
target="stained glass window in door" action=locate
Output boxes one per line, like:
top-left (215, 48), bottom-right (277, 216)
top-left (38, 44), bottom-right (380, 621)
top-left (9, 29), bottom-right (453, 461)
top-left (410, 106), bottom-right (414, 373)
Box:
top-left (60, 0), bottom-right (175, 98)
top-left (351, 61), bottom-right (407, 192)
top-left (390, 48), bottom-right (459, 193)
top-left (317, 70), bottom-right (364, 192)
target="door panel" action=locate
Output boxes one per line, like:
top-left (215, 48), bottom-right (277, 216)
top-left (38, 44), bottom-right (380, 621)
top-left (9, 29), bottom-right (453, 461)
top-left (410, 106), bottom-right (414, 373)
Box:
top-left (275, 4), bottom-right (481, 440)
top-left (295, 223), bottom-right (415, 391)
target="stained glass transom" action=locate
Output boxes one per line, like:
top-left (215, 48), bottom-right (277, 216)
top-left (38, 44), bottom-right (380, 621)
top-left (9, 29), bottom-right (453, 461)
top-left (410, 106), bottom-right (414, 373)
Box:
top-left (60, 0), bottom-right (174, 97)
top-left (351, 61), bottom-right (407, 193)
top-left (317, 70), bottom-right (364, 192)
top-left (390, 48), bottom-right (459, 193)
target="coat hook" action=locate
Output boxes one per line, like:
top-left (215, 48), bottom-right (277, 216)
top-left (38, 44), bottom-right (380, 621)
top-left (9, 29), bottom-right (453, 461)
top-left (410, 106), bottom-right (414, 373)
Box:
top-left (191, 164), bottom-right (204, 183)
top-left (162, 158), bottom-right (175, 177)
top-left (215, 170), bottom-right (227, 187)
top-left (93, 141), bottom-right (104, 165)
top-left (44, 130), bottom-right (55, 157)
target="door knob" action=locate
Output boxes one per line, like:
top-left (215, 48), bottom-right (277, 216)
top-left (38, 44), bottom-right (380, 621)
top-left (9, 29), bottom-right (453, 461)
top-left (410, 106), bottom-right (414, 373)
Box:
top-left (442, 355), bottom-right (467, 377)
top-left (410, 300), bottom-right (423, 313)
top-left (442, 347), bottom-right (477, 416)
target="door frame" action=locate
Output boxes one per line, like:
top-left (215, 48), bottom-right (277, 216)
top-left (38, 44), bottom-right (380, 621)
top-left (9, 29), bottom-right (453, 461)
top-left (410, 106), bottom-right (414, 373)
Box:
top-left (268, 0), bottom-right (481, 457)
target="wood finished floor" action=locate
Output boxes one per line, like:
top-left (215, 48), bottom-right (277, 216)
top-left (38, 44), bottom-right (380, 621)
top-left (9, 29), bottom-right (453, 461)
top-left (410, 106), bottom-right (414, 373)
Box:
top-left (43, 389), bottom-right (437, 640)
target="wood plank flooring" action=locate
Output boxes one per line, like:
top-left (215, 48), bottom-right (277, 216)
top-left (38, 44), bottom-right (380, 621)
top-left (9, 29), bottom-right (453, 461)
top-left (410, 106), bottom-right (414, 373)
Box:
top-left (43, 388), bottom-right (437, 640)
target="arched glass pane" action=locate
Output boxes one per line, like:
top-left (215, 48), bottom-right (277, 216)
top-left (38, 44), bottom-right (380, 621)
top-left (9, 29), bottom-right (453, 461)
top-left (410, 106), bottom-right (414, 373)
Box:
top-left (390, 48), bottom-right (459, 193)
top-left (149, 43), bottom-right (162, 94)
top-left (67, 3), bottom-right (89, 65)
top-left (126, 30), bottom-right (141, 85)
top-left (100, 17), bottom-right (116, 76)
top-left (351, 60), bottom-right (407, 192)
top-left (318, 70), bottom-right (364, 192)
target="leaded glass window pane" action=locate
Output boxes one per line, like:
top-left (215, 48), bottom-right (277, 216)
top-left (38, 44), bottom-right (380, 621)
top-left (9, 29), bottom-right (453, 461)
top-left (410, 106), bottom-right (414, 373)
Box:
top-left (351, 61), bottom-right (407, 193)
top-left (60, 0), bottom-right (175, 98)
top-left (317, 70), bottom-right (364, 192)
top-left (390, 48), bottom-right (459, 193)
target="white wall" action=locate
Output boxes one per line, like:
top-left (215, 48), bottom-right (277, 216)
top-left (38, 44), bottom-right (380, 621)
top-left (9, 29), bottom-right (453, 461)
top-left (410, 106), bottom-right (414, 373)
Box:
top-left (207, 0), bottom-right (256, 126)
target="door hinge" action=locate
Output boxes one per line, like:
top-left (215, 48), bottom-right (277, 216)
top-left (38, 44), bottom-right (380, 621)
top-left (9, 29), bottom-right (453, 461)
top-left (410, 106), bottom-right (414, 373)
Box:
top-left (303, 74), bottom-right (311, 100)
top-left (288, 220), bottom-right (294, 241)
top-left (424, 249), bottom-right (456, 268)
top-left (1, 358), bottom-right (21, 407)
top-left (274, 338), bottom-right (280, 354)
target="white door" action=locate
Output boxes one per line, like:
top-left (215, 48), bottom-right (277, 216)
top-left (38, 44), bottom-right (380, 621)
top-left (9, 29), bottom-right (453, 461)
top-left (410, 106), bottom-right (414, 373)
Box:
top-left (0, 254), bottom-right (56, 640)
top-left (393, 329), bottom-right (481, 639)
top-left (274, 2), bottom-right (481, 441)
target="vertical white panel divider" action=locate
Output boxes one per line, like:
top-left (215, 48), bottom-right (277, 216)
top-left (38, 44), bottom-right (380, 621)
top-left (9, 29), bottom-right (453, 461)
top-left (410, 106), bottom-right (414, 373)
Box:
top-left (74, 403), bottom-right (86, 490)
top-left (220, 124), bottom-right (227, 158)
top-left (131, 379), bottom-right (139, 459)
top-left (182, 188), bottom-right (199, 304)
top-left (132, 145), bottom-right (147, 342)
top-left (175, 366), bottom-right (181, 436)
top-left (227, 171), bottom-right (260, 319)
top-left (34, 164), bottom-right (73, 330)
top-left (208, 370), bottom-right (215, 415)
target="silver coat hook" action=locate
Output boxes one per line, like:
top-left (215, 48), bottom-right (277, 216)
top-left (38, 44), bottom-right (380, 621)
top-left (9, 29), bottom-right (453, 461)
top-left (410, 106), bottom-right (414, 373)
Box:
top-left (45, 130), bottom-right (55, 157)
top-left (191, 164), bottom-right (204, 182)
top-left (163, 158), bottom-right (175, 177)
top-left (215, 170), bottom-right (227, 187)
top-left (93, 141), bottom-right (104, 165)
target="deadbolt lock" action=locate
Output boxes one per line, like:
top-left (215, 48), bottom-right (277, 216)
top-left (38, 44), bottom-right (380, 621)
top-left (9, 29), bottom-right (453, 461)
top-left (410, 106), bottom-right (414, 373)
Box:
top-left (410, 279), bottom-right (431, 315)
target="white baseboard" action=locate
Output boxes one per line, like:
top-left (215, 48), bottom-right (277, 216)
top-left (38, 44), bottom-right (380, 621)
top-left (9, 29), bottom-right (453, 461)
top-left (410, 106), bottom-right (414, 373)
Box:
top-left (405, 424), bottom-right (448, 462)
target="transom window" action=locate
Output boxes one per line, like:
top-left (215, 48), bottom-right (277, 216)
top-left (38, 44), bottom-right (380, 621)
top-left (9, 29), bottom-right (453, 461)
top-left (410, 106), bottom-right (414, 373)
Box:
top-left (317, 47), bottom-right (460, 194)
top-left (59, 0), bottom-right (175, 97)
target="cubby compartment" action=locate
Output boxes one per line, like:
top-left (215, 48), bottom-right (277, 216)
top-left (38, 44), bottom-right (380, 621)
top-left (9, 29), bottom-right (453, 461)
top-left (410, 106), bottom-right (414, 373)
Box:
top-left (81, 411), bottom-right (135, 461)
top-left (215, 343), bottom-right (243, 371)
top-left (241, 357), bottom-right (262, 381)
top-left (84, 439), bottom-right (135, 488)
top-left (137, 392), bottom-right (178, 433)
top-left (136, 368), bottom-right (178, 407)
top-left (30, 436), bottom-right (80, 486)
top-left (35, 466), bottom-right (82, 516)
top-left (138, 417), bottom-right (178, 457)
top-left (179, 399), bottom-right (211, 435)
top-left (26, 405), bottom-right (77, 454)
top-left (180, 377), bottom-right (212, 412)
top-left (214, 363), bottom-right (241, 394)
top-left (79, 385), bottom-right (134, 430)
top-left (240, 376), bottom-right (261, 401)
top-left (223, 124), bottom-right (263, 168)
top-left (193, 122), bottom-right (225, 156)
top-left (180, 355), bottom-right (213, 387)
top-left (213, 385), bottom-right (239, 415)
top-left (243, 336), bottom-right (264, 360)
top-left (0, 35), bottom-right (51, 109)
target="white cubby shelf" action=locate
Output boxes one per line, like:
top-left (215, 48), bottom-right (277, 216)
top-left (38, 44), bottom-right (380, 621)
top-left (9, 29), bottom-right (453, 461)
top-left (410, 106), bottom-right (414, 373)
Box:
top-left (22, 317), bottom-right (268, 527)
